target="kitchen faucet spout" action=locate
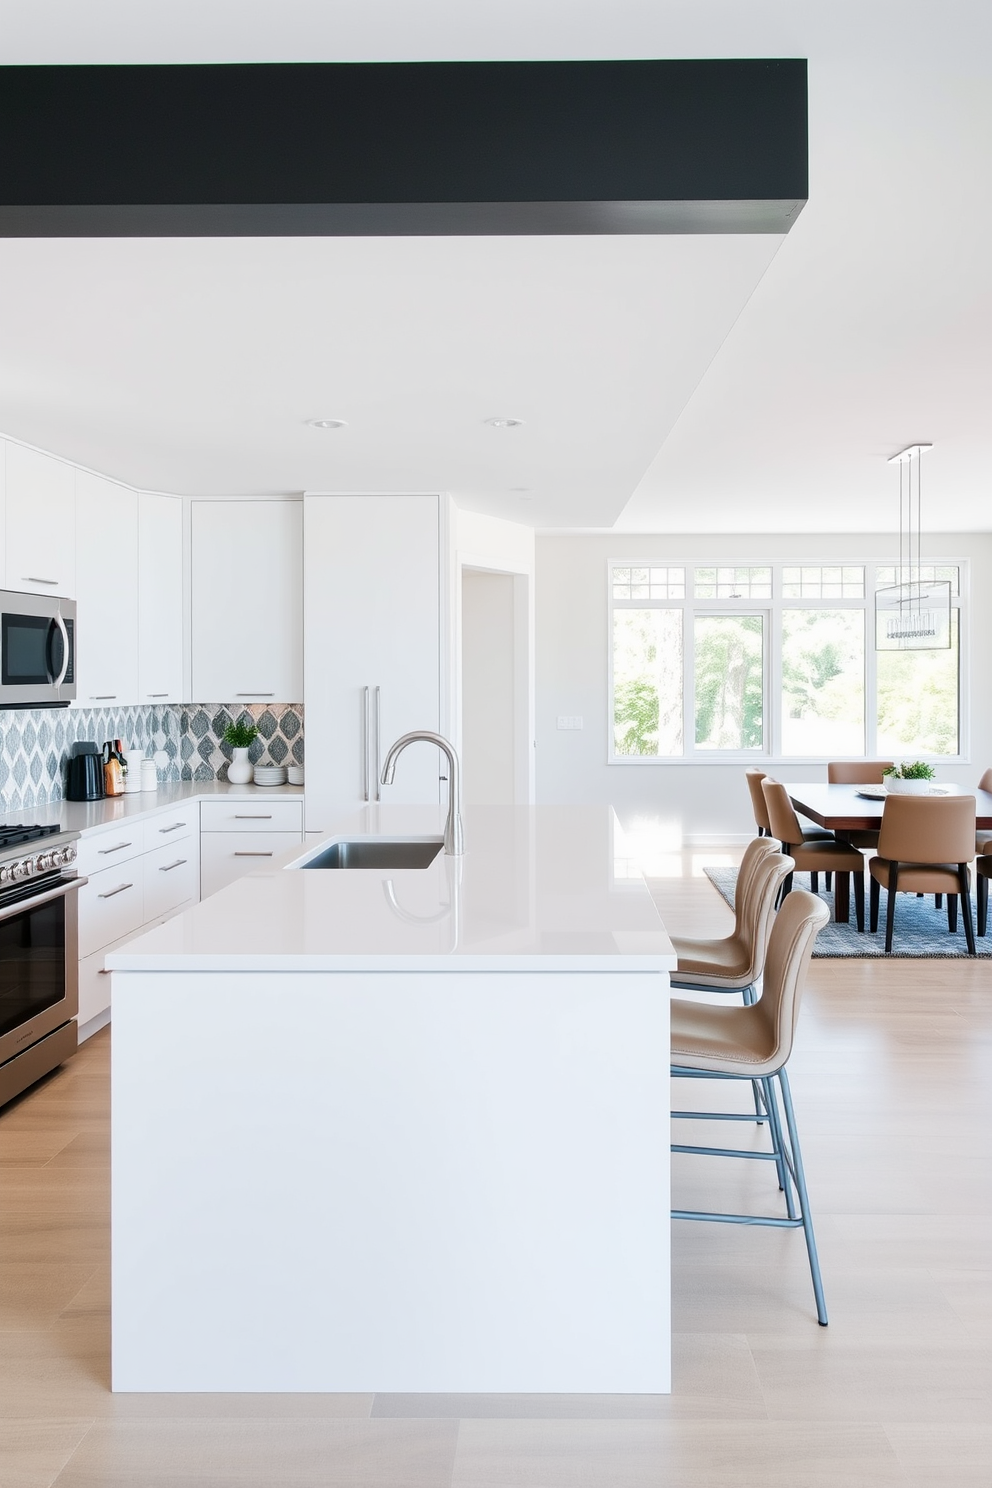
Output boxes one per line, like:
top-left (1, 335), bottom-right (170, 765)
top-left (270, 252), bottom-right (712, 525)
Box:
top-left (380, 731), bottom-right (465, 855)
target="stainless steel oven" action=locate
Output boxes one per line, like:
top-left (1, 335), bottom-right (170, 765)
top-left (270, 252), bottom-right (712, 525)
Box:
top-left (0, 589), bottom-right (76, 708)
top-left (0, 827), bottom-right (83, 1110)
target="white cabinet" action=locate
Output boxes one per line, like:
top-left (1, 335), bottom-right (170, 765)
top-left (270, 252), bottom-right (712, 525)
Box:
top-left (304, 495), bottom-right (442, 834)
top-left (137, 492), bottom-right (183, 703)
top-left (74, 470), bottom-right (139, 706)
top-left (4, 442), bottom-right (76, 597)
top-left (191, 500), bottom-right (303, 702)
top-left (199, 797), bottom-right (303, 899)
top-left (75, 804), bottom-right (200, 1035)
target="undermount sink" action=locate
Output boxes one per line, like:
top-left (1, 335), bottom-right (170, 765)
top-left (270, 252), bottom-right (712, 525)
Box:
top-left (298, 838), bottom-right (444, 871)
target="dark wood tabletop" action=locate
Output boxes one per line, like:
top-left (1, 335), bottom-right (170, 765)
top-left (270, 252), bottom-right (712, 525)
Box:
top-left (788, 782), bottom-right (992, 833)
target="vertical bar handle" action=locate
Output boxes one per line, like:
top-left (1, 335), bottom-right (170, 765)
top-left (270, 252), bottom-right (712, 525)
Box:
top-left (374, 685), bottom-right (381, 802)
top-left (362, 686), bottom-right (370, 802)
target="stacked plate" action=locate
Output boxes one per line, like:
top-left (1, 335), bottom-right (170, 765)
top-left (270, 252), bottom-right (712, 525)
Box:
top-left (287, 765), bottom-right (304, 786)
top-left (253, 763), bottom-right (287, 787)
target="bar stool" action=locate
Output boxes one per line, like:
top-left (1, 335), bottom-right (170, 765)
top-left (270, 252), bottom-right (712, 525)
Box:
top-left (670, 841), bottom-right (793, 1005)
top-left (671, 890), bottom-right (831, 1325)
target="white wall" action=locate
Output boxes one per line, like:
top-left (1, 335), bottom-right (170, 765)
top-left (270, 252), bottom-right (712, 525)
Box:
top-left (536, 531), bottom-right (992, 842)
top-left (462, 569), bottom-right (517, 804)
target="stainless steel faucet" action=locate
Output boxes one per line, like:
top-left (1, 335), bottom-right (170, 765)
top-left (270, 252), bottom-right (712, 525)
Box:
top-left (380, 731), bottom-right (465, 855)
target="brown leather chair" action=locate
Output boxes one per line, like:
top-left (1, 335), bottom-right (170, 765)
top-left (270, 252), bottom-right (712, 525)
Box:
top-left (747, 768), bottom-right (831, 845)
top-left (976, 768), bottom-right (992, 857)
top-left (671, 889), bottom-right (831, 1324)
top-left (868, 795), bottom-right (977, 955)
top-left (670, 841), bottom-right (793, 1002)
top-left (761, 779), bottom-right (866, 929)
top-left (826, 761), bottom-right (895, 849)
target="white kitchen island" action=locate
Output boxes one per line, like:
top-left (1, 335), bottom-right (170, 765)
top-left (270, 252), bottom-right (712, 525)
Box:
top-left (107, 805), bottom-right (675, 1394)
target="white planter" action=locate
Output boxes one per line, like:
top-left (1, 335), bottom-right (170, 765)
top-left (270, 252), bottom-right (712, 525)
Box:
top-left (227, 747), bottom-right (253, 785)
top-left (885, 777), bottom-right (933, 795)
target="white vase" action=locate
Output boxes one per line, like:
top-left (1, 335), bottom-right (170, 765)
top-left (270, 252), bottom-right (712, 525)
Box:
top-left (885, 777), bottom-right (932, 795)
top-left (227, 747), bottom-right (252, 784)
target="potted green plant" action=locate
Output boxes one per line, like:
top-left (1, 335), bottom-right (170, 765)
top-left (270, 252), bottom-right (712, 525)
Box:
top-left (222, 720), bottom-right (259, 785)
top-left (882, 761), bottom-right (936, 795)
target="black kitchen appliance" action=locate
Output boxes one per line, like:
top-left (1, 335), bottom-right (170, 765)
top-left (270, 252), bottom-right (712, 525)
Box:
top-left (65, 741), bottom-right (105, 802)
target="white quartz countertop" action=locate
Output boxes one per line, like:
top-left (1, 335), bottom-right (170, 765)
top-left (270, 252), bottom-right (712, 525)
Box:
top-left (107, 804), bottom-right (675, 973)
top-left (2, 780), bottom-right (304, 838)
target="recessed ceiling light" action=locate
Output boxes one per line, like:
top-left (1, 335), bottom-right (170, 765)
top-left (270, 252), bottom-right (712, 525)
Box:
top-left (484, 416), bottom-right (525, 428)
top-left (307, 418), bottom-right (348, 429)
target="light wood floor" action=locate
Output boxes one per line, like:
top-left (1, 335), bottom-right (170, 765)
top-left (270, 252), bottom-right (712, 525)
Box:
top-left (2, 849), bottom-right (991, 1486)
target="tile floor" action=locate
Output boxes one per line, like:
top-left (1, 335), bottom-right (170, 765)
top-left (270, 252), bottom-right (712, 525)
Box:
top-left (1, 846), bottom-right (990, 1485)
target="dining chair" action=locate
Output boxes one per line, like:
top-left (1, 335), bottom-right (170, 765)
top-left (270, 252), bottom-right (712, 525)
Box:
top-left (671, 889), bottom-right (831, 1325)
top-left (825, 761), bottom-right (895, 849)
top-left (868, 794), bottom-right (977, 955)
top-left (670, 841), bottom-right (793, 1003)
top-left (761, 779), bottom-right (866, 929)
top-left (747, 769), bottom-right (832, 889)
top-left (976, 768), bottom-right (992, 856)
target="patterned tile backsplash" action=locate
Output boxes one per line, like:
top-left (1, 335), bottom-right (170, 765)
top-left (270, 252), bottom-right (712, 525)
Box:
top-left (0, 703), bottom-right (303, 814)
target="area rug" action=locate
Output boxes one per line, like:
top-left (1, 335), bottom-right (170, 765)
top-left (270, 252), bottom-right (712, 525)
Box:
top-left (703, 866), bottom-right (988, 959)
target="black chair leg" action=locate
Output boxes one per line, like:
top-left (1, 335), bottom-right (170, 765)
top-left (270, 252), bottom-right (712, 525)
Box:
top-left (884, 864), bottom-right (900, 953)
top-left (959, 866), bottom-right (976, 956)
top-left (825, 872), bottom-right (832, 891)
top-left (947, 895), bottom-right (958, 933)
top-left (870, 875), bottom-right (880, 933)
top-left (979, 873), bottom-right (988, 938)
top-left (811, 871), bottom-right (819, 893)
top-left (853, 869), bottom-right (865, 932)
top-left (936, 893), bottom-right (943, 909)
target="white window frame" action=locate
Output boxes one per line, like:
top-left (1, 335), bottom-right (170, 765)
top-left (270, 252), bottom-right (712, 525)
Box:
top-left (607, 557), bottom-right (969, 766)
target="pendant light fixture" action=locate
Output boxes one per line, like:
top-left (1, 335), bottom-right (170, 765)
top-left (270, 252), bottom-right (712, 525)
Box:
top-left (875, 443), bottom-right (951, 650)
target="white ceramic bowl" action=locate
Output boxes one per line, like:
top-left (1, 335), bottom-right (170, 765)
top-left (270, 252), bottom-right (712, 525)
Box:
top-left (885, 777), bottom-right (933, 795)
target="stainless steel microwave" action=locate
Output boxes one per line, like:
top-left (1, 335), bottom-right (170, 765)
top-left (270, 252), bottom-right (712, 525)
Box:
top-left (0, 589), bottom-right (76, 708)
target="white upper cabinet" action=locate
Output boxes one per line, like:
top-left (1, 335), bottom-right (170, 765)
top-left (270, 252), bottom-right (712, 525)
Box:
top-left (137, 492), bottom-right (183, 703)
top-left (304, 494), bottom-right (442, 833)
top-left (191, 500), bottom-right (303, 703)
top-left (75, 470), bottom-right (139, 707)
top-left (4, 442), bottom-right (76, 597)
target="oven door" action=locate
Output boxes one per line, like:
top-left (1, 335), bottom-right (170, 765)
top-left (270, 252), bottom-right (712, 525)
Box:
top-left (0, 877), bottom-right (82, 1069)
top-left (0, 590), bottom-right (76, 708)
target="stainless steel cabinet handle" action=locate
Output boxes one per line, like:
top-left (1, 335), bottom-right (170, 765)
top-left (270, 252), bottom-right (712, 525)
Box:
top-left (362, 686), bottom-right (370, 802)
top-left (52, 613), bottom-right (70, 688)
top-left (98, 882), bottom-right (134, 899)
top-left (98, 841), bottom-right (133, 855)
top-left (158, 823), bottom-right (185, 833)
top-left (98, 968), bottom-right (112, 976)
top-left (236, 691), bottom-right (274, 696)
top-left (234, 850), bottom-right (274, 857)
top-left (234, 814), bottom-right (272, 819)
top-left (25, 575), bottom-right (59, 585)
top-left (147, 692), bottom-right (169, 698)
top-left (374, 685), bottom-right (381, 803)
top-left (159, 859), bottom-right (187, 872)
top-left (91, 694), bottom-right (116, 700)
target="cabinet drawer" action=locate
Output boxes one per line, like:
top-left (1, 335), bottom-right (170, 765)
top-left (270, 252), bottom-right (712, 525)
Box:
top-left (143, 839), bottom-right (200, 921)
top-left (77, 869), bottom-right (144, 958)
top-left (78, 943), bottom-right (115, 1029)
top-left (200, 831), bottom-right (301, 900)
top-left (75, 827), bottom-right (146, 878)
top-left (200, 800), bottom-right (303, 834)
top-left (142, 804), bottom-right (199, 851)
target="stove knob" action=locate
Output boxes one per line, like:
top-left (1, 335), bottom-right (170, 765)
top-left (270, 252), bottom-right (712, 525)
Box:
top-left (0, 865), bottom-right (10, 884)
top-left (12, 860), bottom-right (28, 880)
top-left (23, 858), bottom-right (35, 876)
top-left (61, 844), bottom-right (77, 866)
top-left (36, 852), bottom-right (54, 872)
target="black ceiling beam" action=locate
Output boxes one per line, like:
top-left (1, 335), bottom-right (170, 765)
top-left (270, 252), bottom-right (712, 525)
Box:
top-left (0, 59), bottom-right (807, 237)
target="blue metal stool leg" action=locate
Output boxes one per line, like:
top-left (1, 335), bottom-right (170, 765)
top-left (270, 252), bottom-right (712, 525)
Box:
top-left (777, 1067), bottom-right (828, 1326)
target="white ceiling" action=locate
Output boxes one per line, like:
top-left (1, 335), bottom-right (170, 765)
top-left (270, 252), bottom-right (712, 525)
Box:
top-left (1, 1), bottom-right (990, 534)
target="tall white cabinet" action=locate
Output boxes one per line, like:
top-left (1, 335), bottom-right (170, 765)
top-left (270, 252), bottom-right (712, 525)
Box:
top-left (304, 494), bottom-right (444, 834)
top-left (191, 500), bottom-right (303, 702)
top-left (137, 493), bottom-right (183, 704)
top-left (75, 471), bottom-right (140, 706)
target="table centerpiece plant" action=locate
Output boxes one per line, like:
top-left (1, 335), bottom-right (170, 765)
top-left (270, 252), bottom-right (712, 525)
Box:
top-left (882, 761), bottom-right (936, 795)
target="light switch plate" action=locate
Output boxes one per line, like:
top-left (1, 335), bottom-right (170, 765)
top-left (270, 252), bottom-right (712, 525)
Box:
top-left (557, 715), bottom-right (584, 730)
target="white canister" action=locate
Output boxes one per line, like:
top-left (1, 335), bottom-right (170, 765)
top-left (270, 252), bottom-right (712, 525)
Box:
top-left (124, 750), bottom-right (144, 793)
top-left (140, 758), bottom-right (158, 792)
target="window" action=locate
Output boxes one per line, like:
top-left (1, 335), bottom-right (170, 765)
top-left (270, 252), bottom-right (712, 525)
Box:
top-left (609, 561), bottom-right (965, 761)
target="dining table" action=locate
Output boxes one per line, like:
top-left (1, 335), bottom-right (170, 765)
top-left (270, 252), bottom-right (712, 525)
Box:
top-left (786, 782), bottom-right (992, 926)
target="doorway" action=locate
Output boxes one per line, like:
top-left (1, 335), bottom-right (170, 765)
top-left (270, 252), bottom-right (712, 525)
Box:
top-left (461, 567), bottom-right (528, 805)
